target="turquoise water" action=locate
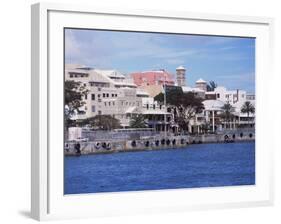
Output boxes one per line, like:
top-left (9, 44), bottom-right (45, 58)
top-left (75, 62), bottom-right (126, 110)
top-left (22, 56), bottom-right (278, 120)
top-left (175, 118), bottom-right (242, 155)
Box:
top-left (64, 142), bottom-right (255, 194)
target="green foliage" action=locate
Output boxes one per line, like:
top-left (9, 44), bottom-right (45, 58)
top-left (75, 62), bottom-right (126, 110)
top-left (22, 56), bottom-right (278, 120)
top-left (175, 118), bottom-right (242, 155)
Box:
top-left (129, 114), bottom-right (148, 128)
top-left (154, 88), bottom-right (204, 131)
top-left (65, 80), bottom-right (89, 117)
top-left (78, 115), bottom-right (121, 130)
top-left (241, 101), bottom-right (255, 115)
top-left (64, 80), bottom-right (89, 128)
top-left (241, 101), bottom-right (255, 127)
top-left (206, 81), bottom-right (217, 92)
top-left (220, 103), bottom-right (235, 128)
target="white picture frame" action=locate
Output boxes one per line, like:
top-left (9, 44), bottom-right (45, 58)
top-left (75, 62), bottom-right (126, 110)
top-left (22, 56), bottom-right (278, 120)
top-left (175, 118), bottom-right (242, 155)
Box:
top-left (31, 2), bottom-right (274, 221)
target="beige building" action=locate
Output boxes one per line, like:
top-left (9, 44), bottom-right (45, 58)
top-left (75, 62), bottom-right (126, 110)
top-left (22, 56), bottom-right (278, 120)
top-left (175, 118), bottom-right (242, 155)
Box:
top-left (65, 64), bottom-right (143, 127)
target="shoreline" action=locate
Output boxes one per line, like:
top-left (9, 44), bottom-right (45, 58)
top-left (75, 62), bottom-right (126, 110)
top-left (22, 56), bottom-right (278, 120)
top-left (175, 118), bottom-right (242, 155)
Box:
top-left (65, 137), bottom-right (255, 157)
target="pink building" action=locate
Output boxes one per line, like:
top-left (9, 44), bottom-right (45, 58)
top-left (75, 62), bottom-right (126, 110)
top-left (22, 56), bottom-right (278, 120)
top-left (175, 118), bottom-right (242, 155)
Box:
top-left (130, 70), bottom-right (175, 87)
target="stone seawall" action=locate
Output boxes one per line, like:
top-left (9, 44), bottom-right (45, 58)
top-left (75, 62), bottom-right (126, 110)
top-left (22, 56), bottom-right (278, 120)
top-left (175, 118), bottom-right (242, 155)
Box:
top-left (65, 132), bottom-right (255, 156)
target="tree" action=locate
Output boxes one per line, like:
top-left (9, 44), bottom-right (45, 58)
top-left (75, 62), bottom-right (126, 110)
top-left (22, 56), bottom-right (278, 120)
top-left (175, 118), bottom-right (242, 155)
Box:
top-left (241, 101), bottom-right (255, 127)
top-left (207, 81), bottom-right (217, 92)
top-left (65, 80), bottom-right (89, 115)
top-left (154, 88), bottom-right (204, 132)
top-left (80, 115), bottom-right (121, 130)
top-left (129, 114), bottom-right (148, 128)
top-left (64, 80), bottom-right (89, 128)
top-left (220, 103), bottom-right (235, 129)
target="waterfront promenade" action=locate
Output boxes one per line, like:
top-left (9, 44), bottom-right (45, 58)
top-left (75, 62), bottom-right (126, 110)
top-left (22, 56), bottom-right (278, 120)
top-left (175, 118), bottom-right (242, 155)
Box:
top-left (64, 129), bottom-right (255, 156)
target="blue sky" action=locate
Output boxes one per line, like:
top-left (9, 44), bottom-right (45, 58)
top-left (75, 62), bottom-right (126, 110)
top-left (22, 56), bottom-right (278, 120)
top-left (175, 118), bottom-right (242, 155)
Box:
top-left (65, 28), bottom-right (255, 93)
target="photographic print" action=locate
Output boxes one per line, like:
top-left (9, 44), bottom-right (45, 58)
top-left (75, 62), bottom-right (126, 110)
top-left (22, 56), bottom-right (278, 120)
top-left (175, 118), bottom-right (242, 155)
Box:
top-left (64, 28), bottom-right (255, 195)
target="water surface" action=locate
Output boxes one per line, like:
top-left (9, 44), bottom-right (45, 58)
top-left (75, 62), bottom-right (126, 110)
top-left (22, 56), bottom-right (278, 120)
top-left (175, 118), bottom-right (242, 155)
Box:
top-left (64, 142), bottom-right (255, 194)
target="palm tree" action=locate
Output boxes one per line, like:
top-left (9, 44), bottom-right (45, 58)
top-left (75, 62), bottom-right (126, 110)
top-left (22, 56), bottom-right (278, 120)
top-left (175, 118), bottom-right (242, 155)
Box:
top-left (220, 103), bottom-right (235, 129)
top-left (129, 114), bottom-right (148, 128)
top-left (241, 101), bottom-right (255, 127)
top-left (207, 81), bottom-right (217, 92)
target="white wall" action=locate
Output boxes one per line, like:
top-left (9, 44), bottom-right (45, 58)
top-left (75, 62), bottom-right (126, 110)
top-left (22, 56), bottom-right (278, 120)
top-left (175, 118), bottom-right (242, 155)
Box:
top-left (0, 0), bottom-right (280, 223)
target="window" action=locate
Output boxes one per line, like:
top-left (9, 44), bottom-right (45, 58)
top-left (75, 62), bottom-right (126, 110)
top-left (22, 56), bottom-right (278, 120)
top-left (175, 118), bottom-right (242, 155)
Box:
top-left (109, 102), bottom-right (111, 106)
top-left (103, 93), bottom-right (106, 97)
top-left (113, 102), bottom-right (115, 106)
top-left (153, 104), bottom-right (156, 109)
top-left (98, 110), bottom-right (102, 115)
top-left (115, 94), bottom-right (118, 97)
top-left (217, 93), bottom-right (220, 98)
top-left (104, 102), bottom-right (107, 106)
top-left (69, 74), bottom-right (73, 78)
top-left (85, 94), bottom-right (87, 100)
top-left (112, 94), bottom-right (114, 97)
top-left (91, 94), bottom-right (95, 100)
top-left (107, 93), bottom-right (109, 97)
top-left (91, 105), bottom-right (95, 112)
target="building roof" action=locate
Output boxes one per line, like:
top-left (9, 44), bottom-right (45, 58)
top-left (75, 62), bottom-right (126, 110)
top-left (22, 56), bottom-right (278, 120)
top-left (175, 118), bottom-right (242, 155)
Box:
top-left (94, 69), bottom-right (125, 79)
top-left (182, 86), bottom-right (205, 93)
top-left (131, 70), bottom-right (175, 87)
top-left (203, 100), bottom-right (225, 111)
top-left (136, 89), bottom-right (149, 96)
top-left (176, 65), bottom-right (186, 70)
top-left (196, 78), bottom-right (207, 83)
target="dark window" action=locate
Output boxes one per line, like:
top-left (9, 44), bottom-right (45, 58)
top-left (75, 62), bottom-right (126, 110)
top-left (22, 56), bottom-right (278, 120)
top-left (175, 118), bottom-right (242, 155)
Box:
top-left (98, 110), bottom-right (102, 115)
top-left (69, 74), bottom-right (73, 78)
top-left (217, 93), bottom-right (220, 98)
top-left (107, 93), bottom-right (109, 97)
top-left (91, 94), bottom-right (95, 100)
top-left (112, 94), bottom-right (114, 97)
top-left (91, 106), bottom-right (95, 112)
top-left (103, 93), bottom-right (106, 97)
top-left (98, 94), bottom-right (100, 98)
top-left (85, 94), bottom-right (87, 100)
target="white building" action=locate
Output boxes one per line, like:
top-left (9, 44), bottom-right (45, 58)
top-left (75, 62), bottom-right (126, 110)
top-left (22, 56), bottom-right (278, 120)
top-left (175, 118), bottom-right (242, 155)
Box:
top-left (65, 64), bottom-right (173, 129)
top-left (65, 64), bottom-right (143, 127)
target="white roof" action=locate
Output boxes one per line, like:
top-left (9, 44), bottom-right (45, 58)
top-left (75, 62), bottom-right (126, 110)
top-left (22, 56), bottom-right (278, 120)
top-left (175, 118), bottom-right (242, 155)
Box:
top-left (94, 69), bottom-right (125, 79)
top-left (136, 89), bottom-right (149, 96)
top-left (196, 78), bottom-right (207, 83)
top-left (176, 65), bottom-right (186, 70)
top-left (203, 100), bottom-right (225, 111)
top-left (182, 86), bottom-right (205, 93)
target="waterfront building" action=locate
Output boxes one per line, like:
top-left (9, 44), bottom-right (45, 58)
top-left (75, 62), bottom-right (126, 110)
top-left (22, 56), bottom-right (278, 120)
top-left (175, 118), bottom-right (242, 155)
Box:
top-left (205, 86), bottom-right (255, 128)
top-left (65, 64), bottom-right (143, 127)
top-left (141, 97), bottom-right (173, 132)
top-left (65, 64), bottom-right (174, 130)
